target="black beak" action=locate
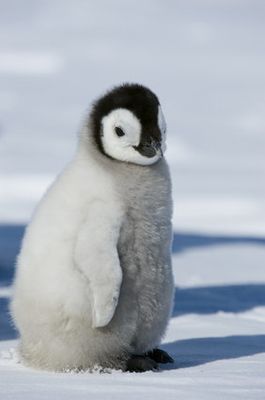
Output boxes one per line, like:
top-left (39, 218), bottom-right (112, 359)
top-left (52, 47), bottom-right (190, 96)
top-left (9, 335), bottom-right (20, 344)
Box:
top-left (134, 139), bottom-right (162, 158)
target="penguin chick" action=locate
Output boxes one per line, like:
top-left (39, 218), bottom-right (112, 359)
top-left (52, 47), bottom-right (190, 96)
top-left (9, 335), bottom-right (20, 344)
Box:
top-left (11, 83), bottom-right (174, 372)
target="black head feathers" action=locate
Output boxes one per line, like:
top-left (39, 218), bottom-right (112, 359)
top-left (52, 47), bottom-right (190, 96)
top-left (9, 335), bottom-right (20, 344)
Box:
top-left (90, 83), bottom-right (161, 154)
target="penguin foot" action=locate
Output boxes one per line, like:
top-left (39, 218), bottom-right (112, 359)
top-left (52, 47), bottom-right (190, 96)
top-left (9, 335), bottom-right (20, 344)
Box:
top-left (125, 355), bottom-right (159, 373)
top-left (146, 348), bottom-right (174, 364)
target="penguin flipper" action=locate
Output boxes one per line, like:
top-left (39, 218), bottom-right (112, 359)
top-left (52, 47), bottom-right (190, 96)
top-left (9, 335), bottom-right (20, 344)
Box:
top-left (74, 201), bottom-right (123, 328)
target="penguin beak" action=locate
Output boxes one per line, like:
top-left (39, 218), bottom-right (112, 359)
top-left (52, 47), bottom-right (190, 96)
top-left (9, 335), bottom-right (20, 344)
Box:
top-left (133, 139), bottom-right (162, 158)
top-left (153, 140), bottom-right (162, 154)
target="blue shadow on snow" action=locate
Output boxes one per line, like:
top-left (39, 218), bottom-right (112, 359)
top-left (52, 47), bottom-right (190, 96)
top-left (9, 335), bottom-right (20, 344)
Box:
top-left (173, 283), bottom-right (265, 317)
top-left (162, 334), bottom-right (265, 369)
top-left (172, 231), bottom-right (265, 253)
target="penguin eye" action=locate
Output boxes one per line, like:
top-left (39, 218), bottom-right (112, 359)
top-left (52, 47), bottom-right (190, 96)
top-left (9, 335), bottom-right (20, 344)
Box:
top-left (115, 127), bottom-right (125, 137)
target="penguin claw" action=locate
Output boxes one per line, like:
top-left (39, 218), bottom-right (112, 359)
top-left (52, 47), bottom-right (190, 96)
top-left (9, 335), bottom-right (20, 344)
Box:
top-left (125, 355), bottom-right (159, 373)
top-left (146, 348), bottom-right (174, 364)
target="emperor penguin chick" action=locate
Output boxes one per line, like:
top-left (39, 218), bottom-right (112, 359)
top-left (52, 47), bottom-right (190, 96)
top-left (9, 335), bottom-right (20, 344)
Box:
top-left (11, 83), bottom-right (174, 372)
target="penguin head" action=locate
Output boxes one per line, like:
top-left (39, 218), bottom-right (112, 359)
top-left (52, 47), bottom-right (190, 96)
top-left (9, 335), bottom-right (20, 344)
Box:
top-left (90, 84), bottom-right (167, 166)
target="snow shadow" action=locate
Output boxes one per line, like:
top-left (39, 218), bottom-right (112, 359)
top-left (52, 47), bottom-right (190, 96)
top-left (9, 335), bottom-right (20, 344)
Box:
top-left (173, 284), bottom-right (265, 316)
top-left (0, 297), bottom-right (17, 340)
top-left (172, 232), bottom-right (265, 253)
top-left (0, 224), bottom-right (23, 340)
top-left (162, 334), bottom-right (265, 369)
top-left (0, 224), bottom-right (24, 287)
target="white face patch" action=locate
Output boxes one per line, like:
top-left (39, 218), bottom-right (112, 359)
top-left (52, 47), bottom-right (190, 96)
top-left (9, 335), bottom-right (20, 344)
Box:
top-left (101, 108), bottom-right (162, 166)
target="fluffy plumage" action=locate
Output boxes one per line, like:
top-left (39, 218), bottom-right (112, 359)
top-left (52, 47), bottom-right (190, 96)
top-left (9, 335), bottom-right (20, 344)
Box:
top-left (11, 83), bottom-right (174, 372)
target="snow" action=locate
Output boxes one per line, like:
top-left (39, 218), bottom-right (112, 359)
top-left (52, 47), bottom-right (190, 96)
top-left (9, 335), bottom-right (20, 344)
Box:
top-left (0, 0), bottom-right (265, 398)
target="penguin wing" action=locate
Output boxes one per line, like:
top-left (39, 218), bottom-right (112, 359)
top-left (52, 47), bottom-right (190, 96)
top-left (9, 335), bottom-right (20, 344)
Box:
top-left (74, 200), bottom-right (123, 328)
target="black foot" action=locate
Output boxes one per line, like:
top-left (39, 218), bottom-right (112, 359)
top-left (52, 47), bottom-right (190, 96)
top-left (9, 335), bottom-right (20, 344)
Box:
top-left (125, 355), bottom-right (159, 373)
top-left (146, 348), bottom-right (174, 364)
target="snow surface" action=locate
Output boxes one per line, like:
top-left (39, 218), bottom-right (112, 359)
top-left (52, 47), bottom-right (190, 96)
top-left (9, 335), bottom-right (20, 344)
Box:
top-left (0, 1), bottom-right (265, 398)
